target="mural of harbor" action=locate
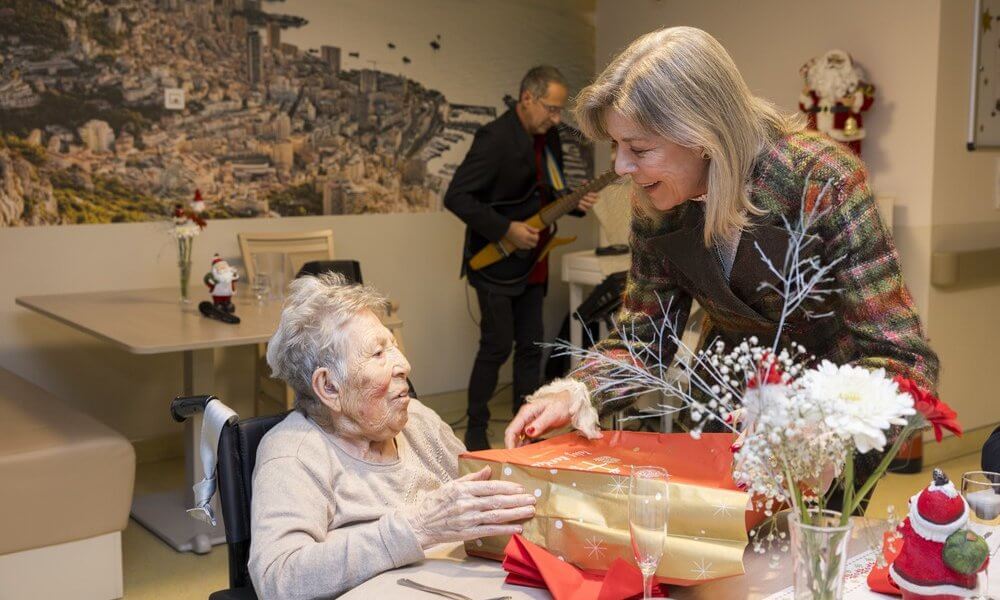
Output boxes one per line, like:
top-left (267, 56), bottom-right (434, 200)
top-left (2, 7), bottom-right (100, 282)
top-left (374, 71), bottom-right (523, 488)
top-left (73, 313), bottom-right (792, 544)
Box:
top-left (0, 0), bottom-right (594, 226)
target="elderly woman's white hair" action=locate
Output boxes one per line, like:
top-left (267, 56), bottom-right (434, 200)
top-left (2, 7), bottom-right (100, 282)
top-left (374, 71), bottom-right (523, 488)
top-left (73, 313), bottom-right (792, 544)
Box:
top-left (266, 273), bottom-right (390, 417)
top-left (574, 26), bottom-right (803, 246)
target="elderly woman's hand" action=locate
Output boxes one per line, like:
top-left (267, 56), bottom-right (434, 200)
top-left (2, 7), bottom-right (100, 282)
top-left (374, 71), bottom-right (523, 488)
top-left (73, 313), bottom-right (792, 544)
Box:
top-left (402, 466), bottom-right (536, 548)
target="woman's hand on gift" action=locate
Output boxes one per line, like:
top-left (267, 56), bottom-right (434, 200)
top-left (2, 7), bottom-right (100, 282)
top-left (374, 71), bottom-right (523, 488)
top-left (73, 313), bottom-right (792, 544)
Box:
top-left (504, 390), bottom-right (576, 448)
top-left (401, 466), bottom-right (536, 548)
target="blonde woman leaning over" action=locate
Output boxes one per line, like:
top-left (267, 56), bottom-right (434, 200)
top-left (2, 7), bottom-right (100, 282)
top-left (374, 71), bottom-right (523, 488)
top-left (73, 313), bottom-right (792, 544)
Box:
top-left (504, 27), bottom-right (937, 500)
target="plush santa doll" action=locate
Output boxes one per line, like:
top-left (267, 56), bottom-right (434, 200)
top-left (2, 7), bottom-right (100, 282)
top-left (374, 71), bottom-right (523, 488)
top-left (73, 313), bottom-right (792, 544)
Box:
top-left (798, 49), bottom-right (875, 156)
top-left (889, 469), bottom-right (989, 599)
top-left (203, 254), bottom-right (239, 313)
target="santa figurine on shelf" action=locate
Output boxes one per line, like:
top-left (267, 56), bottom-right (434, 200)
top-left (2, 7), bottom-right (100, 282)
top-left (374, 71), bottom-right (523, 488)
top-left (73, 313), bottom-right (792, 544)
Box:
top-left (798, 49), bottom-right (875, 156)
top-left (203, 254), bottom-right (239, 313)
top-left (191, 189), bottom-right (206, 214)
top-left (889, 469), bottom-right (989, 599)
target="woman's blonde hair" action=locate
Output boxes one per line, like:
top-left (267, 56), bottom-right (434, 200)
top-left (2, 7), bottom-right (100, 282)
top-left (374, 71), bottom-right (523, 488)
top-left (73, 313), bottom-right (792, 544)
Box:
top-left (575, 27), bottom-right (802, 246)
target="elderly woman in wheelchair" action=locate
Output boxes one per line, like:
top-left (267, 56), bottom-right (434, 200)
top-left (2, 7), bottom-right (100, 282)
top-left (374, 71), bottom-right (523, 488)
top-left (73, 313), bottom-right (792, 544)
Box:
top-left (249, 273), bottom-right (536, 599)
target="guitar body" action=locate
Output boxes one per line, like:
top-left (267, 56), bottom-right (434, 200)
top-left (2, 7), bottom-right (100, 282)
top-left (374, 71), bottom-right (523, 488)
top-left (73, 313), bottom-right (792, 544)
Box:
top-left (465, 169), bottom-right (618, 285)
top-left (466, 185), bottom-right (551, 284)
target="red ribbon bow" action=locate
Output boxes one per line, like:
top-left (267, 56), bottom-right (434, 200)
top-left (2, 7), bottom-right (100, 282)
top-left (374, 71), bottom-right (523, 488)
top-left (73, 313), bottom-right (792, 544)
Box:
top-left (893, 376), bottom-right (961, 442)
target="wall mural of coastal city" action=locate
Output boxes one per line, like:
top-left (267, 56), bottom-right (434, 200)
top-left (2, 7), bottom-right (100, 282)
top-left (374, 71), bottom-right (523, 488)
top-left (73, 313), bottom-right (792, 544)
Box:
top-left (0, 0), bottom-right (594, 226)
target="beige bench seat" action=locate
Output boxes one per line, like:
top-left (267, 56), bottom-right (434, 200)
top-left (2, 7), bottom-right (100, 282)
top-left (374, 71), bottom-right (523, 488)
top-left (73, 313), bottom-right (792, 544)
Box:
top-left (0, 368), bottom-right (135, 599)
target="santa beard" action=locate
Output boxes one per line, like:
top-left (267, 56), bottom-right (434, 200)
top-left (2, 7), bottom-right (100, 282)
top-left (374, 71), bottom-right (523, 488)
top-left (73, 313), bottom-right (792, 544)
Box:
top-left (807, 58), bottom-right (860, 101)
top-left (212, 266), bottom-right (236, 284)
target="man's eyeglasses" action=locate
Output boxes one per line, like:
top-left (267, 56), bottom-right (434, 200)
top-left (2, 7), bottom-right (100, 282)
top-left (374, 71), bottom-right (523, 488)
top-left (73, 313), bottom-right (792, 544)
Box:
top-left (536, 99), bottom-right (564, 116)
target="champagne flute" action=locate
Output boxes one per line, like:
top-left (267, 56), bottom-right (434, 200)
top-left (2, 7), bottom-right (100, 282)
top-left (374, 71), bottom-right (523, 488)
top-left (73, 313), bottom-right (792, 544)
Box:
top-left (251, 273), bottom-right (271, 304)
top-left (962, 471), bottom-right (1000, 600)
top-left (629, 465), bottom-right (670, 600)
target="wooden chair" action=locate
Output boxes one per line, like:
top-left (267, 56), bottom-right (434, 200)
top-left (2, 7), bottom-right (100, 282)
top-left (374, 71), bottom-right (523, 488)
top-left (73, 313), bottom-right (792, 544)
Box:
top-left (238, 229), bottom-right (336, 286)
top-left (236, 230), bottom-right (405, 415)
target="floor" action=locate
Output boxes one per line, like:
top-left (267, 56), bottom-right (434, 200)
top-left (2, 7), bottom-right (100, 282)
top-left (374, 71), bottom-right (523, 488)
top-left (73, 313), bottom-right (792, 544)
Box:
top-left (122, 402), bottom-right (984, 599)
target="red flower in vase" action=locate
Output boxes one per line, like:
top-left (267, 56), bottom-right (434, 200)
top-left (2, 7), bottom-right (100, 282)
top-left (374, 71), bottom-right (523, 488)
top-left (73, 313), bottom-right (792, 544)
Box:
top-left (747, 352), bottom-right (784, 389)
top-left (894, 376), bottom-right (961, 442)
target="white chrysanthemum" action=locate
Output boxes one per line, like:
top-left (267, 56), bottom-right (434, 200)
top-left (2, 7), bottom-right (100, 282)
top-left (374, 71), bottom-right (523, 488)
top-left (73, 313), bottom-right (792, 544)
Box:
top-left (802, 361), bottom-right (914, 454)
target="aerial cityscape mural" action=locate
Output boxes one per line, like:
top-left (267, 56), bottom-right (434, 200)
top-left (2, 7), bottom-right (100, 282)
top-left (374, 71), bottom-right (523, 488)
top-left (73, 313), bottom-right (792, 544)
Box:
top-left (0, 0), bottom-right (593, 226)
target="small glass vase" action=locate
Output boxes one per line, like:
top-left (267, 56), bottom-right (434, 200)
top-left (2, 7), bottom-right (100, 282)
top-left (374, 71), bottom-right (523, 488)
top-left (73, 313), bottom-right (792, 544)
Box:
top-left (788, 509), bottom-right (853, 600)
top-left (177, 237), bottom-right (194, 303)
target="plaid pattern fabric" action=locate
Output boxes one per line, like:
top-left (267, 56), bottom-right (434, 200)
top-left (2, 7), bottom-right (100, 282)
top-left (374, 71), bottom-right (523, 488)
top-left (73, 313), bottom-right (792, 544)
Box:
top-left (577, 131), bottom-right (939, 416)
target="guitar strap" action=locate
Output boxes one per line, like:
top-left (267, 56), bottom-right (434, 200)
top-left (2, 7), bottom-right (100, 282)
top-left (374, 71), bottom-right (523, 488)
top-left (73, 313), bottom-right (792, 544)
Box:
top-left (543, 146), bottom-right (567, 194)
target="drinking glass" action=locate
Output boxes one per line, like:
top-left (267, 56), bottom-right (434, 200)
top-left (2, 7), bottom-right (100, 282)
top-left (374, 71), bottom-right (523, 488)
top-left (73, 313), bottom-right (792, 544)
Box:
top-left (962, 471), bottom-right (1000, 599)
top-left (629, 465), bottom-right (670, 599)
top-left (251, 273), bottom-right (271, 304)
top-left (253, 252), bottom-right (286, 300)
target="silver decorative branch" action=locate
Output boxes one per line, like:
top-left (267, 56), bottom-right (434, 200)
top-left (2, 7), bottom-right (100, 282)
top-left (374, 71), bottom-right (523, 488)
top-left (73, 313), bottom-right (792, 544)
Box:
top-left (548, 169), bottom-right (846, 430)
top-left (754, 172), bottom-right (844, 354)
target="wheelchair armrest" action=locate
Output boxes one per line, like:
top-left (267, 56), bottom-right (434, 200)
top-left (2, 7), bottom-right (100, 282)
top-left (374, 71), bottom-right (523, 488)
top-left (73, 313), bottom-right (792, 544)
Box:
top-left (170, 394), bottom-right (218, 422)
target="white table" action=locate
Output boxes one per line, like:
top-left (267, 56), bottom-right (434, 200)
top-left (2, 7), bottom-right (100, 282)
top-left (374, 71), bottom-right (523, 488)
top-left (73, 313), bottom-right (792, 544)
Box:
top-left (560, 249), bottom-right (630, 369)
top-left (16, 288), bottom-right (285, 553)
top-left (342, 518), bottom-right (895, 600)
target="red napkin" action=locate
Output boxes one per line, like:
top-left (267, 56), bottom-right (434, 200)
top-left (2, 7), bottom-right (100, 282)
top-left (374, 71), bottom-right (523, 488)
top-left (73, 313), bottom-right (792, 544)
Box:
top-left (502, 534), bottom-right (669, 599)
top-left (867, 531), bottom-right (903, 596)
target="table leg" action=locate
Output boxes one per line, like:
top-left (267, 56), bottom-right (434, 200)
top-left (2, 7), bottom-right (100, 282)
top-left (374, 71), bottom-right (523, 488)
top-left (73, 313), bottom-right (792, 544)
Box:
top-left (130, 348), bottom-right (226, 554)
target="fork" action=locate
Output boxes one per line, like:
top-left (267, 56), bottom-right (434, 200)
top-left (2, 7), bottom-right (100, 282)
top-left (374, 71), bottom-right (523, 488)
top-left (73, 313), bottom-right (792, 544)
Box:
top-left (396, 578), bottom-right (511, 600)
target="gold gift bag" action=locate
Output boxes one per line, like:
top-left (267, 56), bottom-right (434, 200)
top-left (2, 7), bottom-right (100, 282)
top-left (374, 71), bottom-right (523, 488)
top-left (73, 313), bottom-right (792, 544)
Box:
top-left (460, 431), bottom-right (759, 586)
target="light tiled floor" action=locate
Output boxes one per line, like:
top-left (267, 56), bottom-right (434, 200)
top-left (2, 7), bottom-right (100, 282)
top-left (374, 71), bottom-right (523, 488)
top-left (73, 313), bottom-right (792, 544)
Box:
top-left (123, 417), bottom-right (984, 599)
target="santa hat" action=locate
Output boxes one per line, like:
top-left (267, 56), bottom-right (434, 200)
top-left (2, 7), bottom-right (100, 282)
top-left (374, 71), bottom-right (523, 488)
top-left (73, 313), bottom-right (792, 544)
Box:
top-left (908, 469), bottom-right (969, 542)
top-left (212, 254), bottom-right (223, 265)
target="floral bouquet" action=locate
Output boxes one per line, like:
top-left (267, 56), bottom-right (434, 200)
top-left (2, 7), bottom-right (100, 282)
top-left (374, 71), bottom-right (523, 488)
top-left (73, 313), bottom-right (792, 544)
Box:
top-left (168, 200), bottom-right (207, 302)
top-left (553, 174), bottom-right (960, 598)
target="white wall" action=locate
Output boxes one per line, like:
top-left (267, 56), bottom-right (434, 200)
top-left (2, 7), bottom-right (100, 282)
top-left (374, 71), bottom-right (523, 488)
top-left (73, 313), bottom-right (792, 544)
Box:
top-left (0, 212), bottom-right (596, 442)
top-left (927, 1), bottom-right (1000, 432)
top-left (594, 0), bottom-right (941, 316)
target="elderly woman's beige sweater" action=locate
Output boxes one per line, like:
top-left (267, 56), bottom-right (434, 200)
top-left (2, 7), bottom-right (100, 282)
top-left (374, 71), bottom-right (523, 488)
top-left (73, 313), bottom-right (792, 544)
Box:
top-left (248, 399), bottom-right (466, 599)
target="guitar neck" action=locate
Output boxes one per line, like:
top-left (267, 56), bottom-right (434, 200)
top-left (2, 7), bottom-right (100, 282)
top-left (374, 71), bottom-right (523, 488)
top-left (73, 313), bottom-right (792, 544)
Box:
top-left (538, 169), bottom-right (618, 227)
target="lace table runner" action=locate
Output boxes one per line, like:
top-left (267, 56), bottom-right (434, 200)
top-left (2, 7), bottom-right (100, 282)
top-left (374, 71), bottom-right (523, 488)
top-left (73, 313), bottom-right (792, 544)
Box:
top-left (764, 550), bottom-right (893, 600)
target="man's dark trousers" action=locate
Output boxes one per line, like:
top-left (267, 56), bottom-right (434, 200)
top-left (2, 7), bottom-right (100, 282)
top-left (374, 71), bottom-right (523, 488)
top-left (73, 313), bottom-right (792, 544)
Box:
top-left (467, 283), bottom-right (545, 433)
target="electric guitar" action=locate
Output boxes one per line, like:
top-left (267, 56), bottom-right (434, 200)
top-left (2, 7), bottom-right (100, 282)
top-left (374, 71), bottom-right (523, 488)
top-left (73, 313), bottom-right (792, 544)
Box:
top-left (467, 169), bottom-right (618, 284)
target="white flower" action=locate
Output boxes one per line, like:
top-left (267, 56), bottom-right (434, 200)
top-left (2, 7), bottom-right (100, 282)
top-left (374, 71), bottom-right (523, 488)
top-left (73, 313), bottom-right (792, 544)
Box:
top-left (741, 382), bottom-right (793, 426)
top-left (172, 221), bottom-right (202, 239)
top-left (802, 361), bottom-right (914, 453)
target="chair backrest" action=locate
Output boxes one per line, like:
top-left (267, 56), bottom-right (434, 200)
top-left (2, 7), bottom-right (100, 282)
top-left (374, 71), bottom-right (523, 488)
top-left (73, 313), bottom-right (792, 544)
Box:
top-left (296, 260), bottom-right (364, 284)
top-left (216, 412), bottom-right (288, 590)
top-left (237, 230), bottom-right (335, 285)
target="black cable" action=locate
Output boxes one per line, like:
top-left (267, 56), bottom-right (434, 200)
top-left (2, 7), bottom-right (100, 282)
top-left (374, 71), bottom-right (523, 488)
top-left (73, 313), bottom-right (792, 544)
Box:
top-left (465, 283), bottom-right (480, 328)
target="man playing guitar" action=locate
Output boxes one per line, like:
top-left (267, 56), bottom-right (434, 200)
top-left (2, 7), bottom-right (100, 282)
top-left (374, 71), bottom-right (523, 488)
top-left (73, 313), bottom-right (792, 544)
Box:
top-left (444, 65), bottom-right (598, 450)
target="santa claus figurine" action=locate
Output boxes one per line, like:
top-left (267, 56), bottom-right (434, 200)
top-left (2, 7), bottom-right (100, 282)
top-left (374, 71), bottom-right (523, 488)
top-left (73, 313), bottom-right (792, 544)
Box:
top-left (798, 49), bottom-right (875, 156)
top-left (889, 469), bottom-right (989, 599)
top-left (191, 189), bottom-right (206, 214)
top-left (203, 254), bottom-right (239, 313)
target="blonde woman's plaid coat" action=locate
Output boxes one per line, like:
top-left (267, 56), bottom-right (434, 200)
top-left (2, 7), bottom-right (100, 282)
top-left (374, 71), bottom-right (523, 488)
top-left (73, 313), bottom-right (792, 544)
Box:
top-left (577, 131), bottom-right (939, 416)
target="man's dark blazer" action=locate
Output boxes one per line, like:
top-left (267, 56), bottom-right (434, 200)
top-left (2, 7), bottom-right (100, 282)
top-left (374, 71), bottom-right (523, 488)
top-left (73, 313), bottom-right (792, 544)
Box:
top-left (443, 108), bottom-right (563, 295)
